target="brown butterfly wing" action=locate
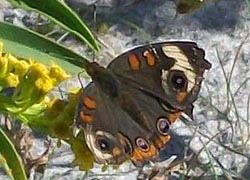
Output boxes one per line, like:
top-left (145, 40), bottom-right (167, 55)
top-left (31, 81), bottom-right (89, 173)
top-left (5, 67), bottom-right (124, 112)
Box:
top-left (108, 41), bottom-right (211, 110)
top-left (75, 41), bottom-right (211, 166)
top-left (75, 80), bottom-right (183, 166)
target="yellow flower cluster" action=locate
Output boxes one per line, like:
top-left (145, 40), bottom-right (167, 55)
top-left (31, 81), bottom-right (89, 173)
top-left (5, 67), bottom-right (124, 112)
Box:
top-left (0, 42), bottom-right (70, 122)
top-left (0, 42), bottom-right (95, 170)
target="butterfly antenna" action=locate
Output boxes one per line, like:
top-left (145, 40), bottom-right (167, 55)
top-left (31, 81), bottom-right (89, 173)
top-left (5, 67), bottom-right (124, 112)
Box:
top-left (77, 71), bottom-right (85, 91)
top-left (77, 1), bottom-right (98, 89)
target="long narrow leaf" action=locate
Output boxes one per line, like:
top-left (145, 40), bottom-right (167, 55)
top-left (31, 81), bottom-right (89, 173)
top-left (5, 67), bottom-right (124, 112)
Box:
top-left (0, 127), bottom-right (27, 180)
top-left (7, 0), bottom-right (99, 51)
top-left (0, 153), bottom-right (14, 180)
top-left (0, 21), bottom-right (89, 73)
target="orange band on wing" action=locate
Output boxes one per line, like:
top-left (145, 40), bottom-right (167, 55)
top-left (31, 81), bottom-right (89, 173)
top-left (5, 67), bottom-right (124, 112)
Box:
top-left (83, 96), bottom-right (97, 110)
top-left (80, 111), bottom-right (93, 123)
top-left (128, 54), bottom-right (140, 70)
top-left (154, 134), bottom-right (171, 149)
top-left (143, 50), bottom-right (156, 66)
top-left (131, 144), bottom-right (158, 165)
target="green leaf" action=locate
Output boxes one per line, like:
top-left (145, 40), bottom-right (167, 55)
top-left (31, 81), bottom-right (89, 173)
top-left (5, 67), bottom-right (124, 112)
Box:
top-left (7, 0), bottom-right (99, 51)
top-left (0, 21), bottom-right (90, 74)
top-left (0, 153), bottom-right (14, 180)
top-left (0, 127), bottom-right (27, 180)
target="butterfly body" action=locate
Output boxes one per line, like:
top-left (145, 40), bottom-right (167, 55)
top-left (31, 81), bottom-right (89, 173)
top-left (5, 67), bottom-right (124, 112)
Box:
top-left (75, 41), bottom-right (211, 166)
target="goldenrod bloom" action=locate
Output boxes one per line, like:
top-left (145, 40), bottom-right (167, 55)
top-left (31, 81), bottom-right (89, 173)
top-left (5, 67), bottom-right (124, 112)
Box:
top-left (0, 56), bottom-right (8, 78)
top-left (0, 42), bottom-right (96, 170)
top-left (50, 63), bottom-right (70, 83)
top-left (0, 41), bottom-right (71, 123)
top-left (11, 61), bottom-right (70, 109)
top-left (2, 73), bottom-right (19, 87)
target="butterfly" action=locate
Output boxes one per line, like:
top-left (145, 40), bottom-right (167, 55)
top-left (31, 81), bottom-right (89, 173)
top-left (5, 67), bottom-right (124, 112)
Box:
top-left (75, 41), bottom-right (211, 166)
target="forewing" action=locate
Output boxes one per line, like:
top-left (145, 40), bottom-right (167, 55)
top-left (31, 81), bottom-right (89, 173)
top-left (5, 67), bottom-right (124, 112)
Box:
top-left (108, 41), bottom-right (211, 110)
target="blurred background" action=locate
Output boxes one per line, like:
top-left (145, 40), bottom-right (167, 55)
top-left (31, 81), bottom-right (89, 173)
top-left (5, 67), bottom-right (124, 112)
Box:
top-left (0, 0), bottom-right (250, 179)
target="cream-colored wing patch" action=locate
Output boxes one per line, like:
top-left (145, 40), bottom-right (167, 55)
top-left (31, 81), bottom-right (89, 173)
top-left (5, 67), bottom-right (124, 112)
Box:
top-left (84, 126), bottom-right (113, 163)
top-left (162, 45), bottom-right (196, 92)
